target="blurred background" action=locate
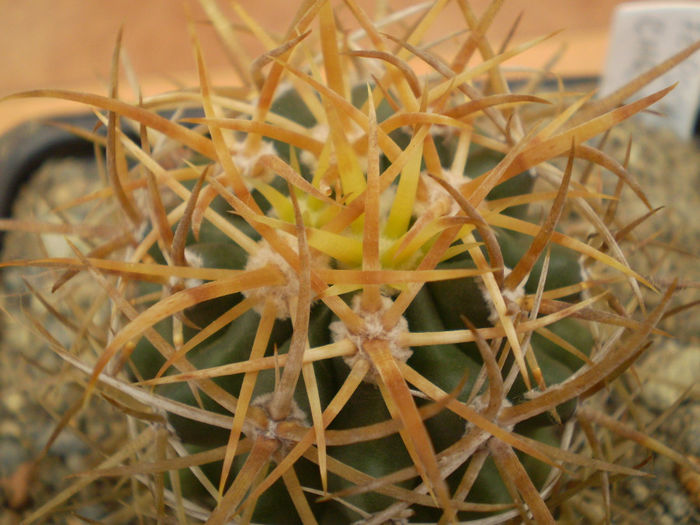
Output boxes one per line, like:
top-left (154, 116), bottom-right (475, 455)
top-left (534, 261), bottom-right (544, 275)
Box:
top-left (0, 0), bottom-right (628, 134)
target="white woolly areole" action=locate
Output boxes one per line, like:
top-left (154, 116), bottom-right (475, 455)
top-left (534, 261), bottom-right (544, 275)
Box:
top-left (329, 295), bottom-right (411, 382)
top-left (294, 124), bottom-right (329, 174)
top-left (167, 246), bottom-right (206, 290)
top-left (463, 396), bottom-right (514, 437)
top-left (310, 123), bottom-right (329, 143)
top-left (301, 122), bottom-right (368, 175)
top-left (414, 168), bottom-right (466, 217)
top-left (232, 138), bottom-right (278, 182)
top-left (250, 393), bottom-right (308, 446)
top-left (183, 246), bottom-right (205, 269)
top-left (299, 149), bottom-right (319, 173)
top-left (478, 266), bottom-right (526, 324)
top-left (242, 236), bottom-right (310, 320)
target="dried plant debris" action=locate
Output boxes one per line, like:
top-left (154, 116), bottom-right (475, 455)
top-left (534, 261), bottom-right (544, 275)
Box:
top-left (1, 0), bottom-right (699, 523)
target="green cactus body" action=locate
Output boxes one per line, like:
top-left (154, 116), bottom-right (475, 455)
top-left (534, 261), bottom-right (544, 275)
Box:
top-left (126, 74), bottom-right (593, 522)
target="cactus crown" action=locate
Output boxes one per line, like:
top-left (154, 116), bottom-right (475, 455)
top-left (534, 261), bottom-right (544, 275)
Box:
top-left (3, 1), bottom-right (698, 523)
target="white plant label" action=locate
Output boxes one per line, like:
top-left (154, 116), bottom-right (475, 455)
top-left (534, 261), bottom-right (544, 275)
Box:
top-left (600, 2), bottom-right (700, 138)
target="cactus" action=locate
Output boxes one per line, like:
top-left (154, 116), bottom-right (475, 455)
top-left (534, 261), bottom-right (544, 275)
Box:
top-left (3, 1), bottom-right (699, 523)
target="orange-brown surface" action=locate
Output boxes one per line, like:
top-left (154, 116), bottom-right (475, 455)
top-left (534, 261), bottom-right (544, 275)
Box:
top-left (0, 0), bottom-right (625, 133)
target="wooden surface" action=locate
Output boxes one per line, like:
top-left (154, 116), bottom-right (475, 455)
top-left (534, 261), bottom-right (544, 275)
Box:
top-left (0, 0), bottom-right (627, 134)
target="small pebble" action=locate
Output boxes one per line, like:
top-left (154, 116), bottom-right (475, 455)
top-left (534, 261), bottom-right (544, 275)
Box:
top-left (657, 515), bottom-right (674, 525)
top-left (65, 452), bottom-right (87, 473)
top-left (39, 428), bottom-right (88, 457)
top-left (680, 406), bottom-right (700, 457)
top-left (627, 478), bottom-right (650, 503)
top-left (0, 437), bottom-right (29, 472)
top-left (661, 491), bottom-right (691, 519)
top-left (654, 456), bottom-right (676, 477)
top-left (2, 392), bottom-right (24, 413)
top-left (649, 502), bottom-right (666, 519)
top-left (639, 343), bottom-right (700, 411)
top-left (0, 419), bottom-right (22, 439)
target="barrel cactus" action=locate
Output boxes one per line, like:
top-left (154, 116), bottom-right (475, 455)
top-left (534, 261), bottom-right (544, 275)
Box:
top-left (4, 1), bottom-right (699, 523)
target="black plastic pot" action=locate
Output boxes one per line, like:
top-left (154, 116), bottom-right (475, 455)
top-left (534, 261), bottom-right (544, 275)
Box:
top-left (0, 115), bottom-right (103, 220)
top-left (0, 114), bottom-right (114, 253)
